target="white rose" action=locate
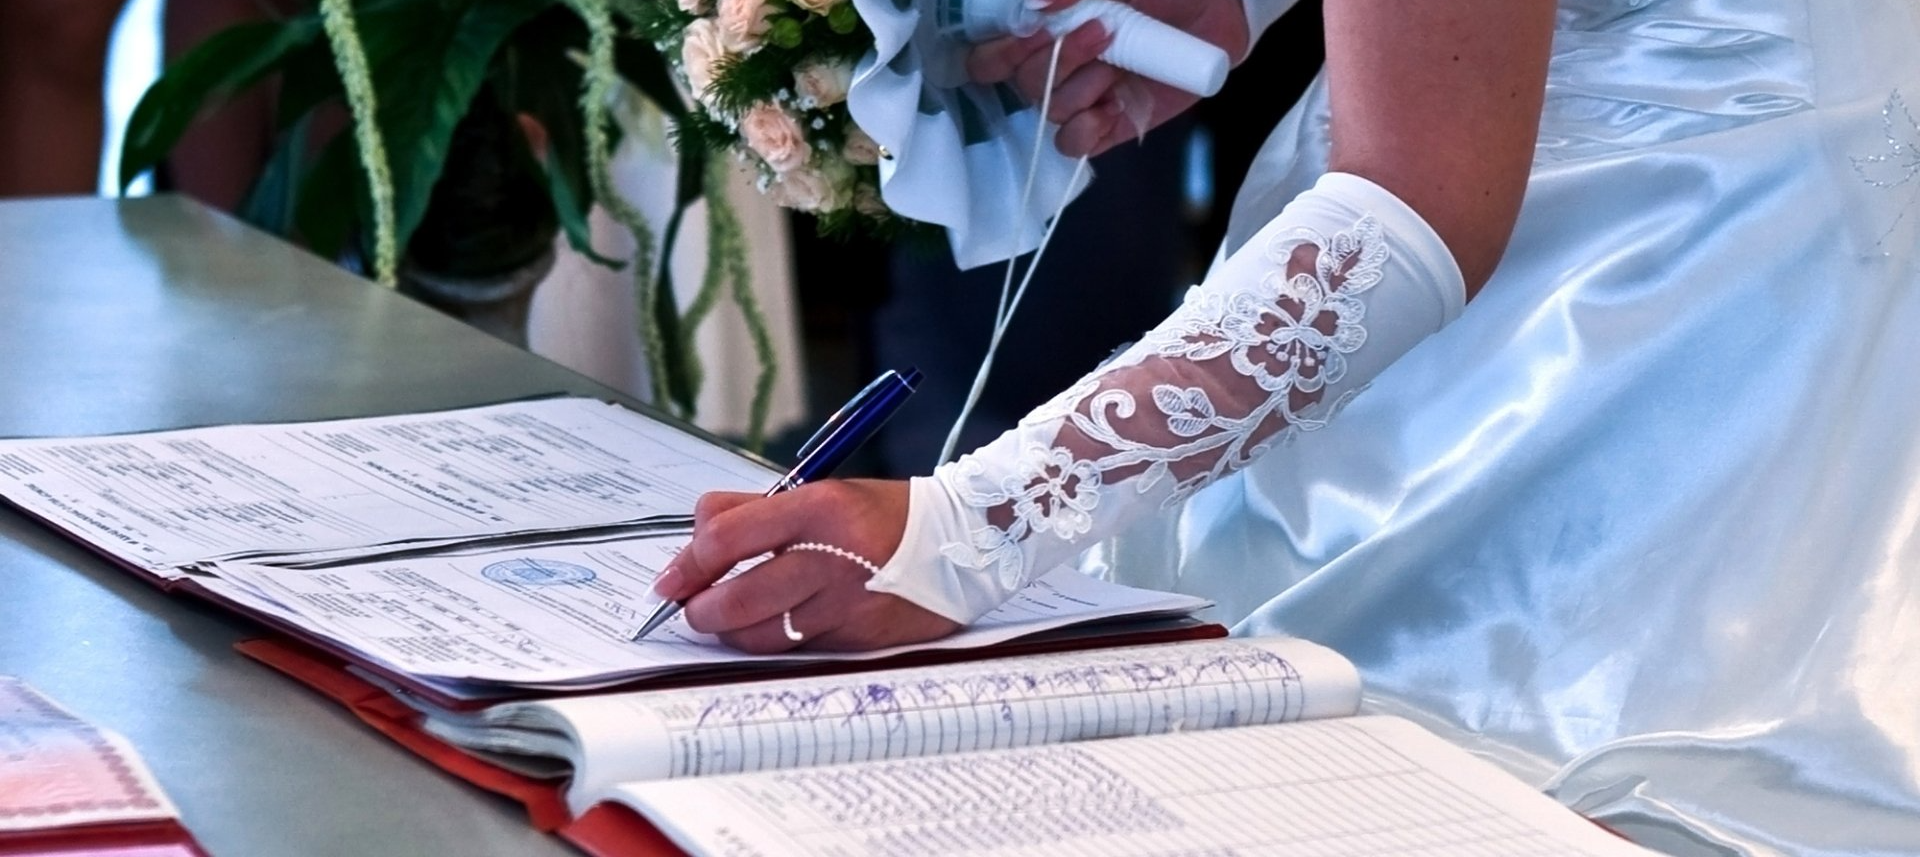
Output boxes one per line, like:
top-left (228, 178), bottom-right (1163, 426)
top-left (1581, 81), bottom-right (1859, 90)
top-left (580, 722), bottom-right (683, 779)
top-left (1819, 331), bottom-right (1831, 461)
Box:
top-left (792, 60), bottom-right (854, 109)
top-left (715, 0), bottom-right (774, 54)
top-left (842, 125), bottom-right (882, 166)
top-left (768, 162), bottom-right (854, 212)
top-left (791, 0), bottom-right (844, 14)
top-left (680, 19), bottom-right (729, 104)
top-left (740, 102), bottom-right (810, 173)
top-left (677, 0), bottom-right (711, 14)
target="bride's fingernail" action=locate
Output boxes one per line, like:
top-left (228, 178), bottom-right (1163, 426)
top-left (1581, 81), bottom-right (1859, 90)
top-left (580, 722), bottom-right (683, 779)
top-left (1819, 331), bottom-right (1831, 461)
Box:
top-left (653, 562), bottom-right (681, 597)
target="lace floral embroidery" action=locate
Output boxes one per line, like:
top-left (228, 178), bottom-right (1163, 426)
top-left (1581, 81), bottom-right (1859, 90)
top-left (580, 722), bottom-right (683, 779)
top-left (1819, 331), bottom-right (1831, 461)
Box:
top-left (937, 214), bottom-right (1390, 587)
top-left (1851, 89), bottom-right (1920, 245)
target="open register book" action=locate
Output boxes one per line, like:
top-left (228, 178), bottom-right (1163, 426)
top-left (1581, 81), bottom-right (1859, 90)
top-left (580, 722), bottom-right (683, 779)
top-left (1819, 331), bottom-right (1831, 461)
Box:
top-left (0, 398), bottom-right (1214, 705)
top-left (393, 636), bottom-right (1657, 857)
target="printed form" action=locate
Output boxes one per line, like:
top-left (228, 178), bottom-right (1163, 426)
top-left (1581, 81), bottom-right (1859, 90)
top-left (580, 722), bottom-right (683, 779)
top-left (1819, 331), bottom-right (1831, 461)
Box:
top-left (205, 535), bottom-right (1210, 687)
top-left (0, 399), bottom-right (773, 575)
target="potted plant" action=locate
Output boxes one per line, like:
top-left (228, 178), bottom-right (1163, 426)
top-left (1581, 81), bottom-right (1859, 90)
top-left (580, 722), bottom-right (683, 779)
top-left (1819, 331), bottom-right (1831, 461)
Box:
top-left (120, 0), bottom-right (778, 442)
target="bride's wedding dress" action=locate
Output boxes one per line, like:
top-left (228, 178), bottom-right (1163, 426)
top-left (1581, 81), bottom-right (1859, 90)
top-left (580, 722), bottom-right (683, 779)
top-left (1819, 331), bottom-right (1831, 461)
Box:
top-left (1084, 0), bottom-right (1920, 852)
top-left (879, 0), bottom-right (1920, 852)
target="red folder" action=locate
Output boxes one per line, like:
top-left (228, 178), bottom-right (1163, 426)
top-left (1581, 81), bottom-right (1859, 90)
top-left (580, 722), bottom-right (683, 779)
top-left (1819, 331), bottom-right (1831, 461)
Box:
top-left (0, 822), bottom-right (208, 857)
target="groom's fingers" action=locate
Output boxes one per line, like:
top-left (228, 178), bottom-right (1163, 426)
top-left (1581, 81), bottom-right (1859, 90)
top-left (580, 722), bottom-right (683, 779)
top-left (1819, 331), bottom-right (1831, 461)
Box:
top-left (1057, 99), bottom-right (1124, 157)
top-left (1014, 22), bottom-right (1111, 105)
top-left (1047, 62), bottom-right (1123, 124)
top-left (967, 31), bottom-right (1053, 84)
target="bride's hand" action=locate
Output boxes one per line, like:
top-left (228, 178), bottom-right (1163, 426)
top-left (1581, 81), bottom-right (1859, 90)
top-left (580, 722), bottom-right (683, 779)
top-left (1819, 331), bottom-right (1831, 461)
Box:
top-left (652, 480), bottom-right (960, 653)
top-left (965, 0), bottom-right (1249, 157)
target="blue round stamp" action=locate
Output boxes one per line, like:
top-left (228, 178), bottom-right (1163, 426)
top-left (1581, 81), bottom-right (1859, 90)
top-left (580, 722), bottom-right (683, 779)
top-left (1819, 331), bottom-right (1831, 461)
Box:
top-left (482, 558), bottom-right (597, 586)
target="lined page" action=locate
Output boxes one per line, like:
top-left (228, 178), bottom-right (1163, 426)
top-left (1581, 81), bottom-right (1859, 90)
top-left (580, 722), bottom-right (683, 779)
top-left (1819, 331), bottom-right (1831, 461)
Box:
top-left (611, 716), bottom-right (1656, 857)
top-left (0, 398), bottom-right (771, 573)
top-left (510, 637), bottom-right (1357, 807)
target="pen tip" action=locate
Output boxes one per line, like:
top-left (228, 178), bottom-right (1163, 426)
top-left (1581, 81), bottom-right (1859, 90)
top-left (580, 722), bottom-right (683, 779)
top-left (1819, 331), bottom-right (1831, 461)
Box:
top-left (627, 597), bottom-right (680, 642)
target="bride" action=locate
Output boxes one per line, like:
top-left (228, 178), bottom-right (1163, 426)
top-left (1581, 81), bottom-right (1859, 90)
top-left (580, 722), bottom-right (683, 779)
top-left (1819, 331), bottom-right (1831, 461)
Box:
top-left (654, 1), bottom-right (1920, 852)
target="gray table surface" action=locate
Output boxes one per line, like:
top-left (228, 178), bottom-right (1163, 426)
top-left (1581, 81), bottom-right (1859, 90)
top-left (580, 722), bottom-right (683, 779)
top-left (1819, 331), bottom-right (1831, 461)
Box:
top-left (0, 195), bottom-right (667, 856)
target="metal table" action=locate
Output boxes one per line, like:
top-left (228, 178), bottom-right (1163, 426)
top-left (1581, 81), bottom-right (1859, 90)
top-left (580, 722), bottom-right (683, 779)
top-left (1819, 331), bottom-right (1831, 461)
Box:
top-left (0, 195), bottom-right (638, 856)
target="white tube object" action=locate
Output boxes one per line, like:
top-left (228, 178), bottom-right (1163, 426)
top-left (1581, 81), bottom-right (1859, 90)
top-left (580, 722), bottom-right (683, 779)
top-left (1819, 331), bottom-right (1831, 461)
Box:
top-left (941, 0), bottom-right (1229, 97)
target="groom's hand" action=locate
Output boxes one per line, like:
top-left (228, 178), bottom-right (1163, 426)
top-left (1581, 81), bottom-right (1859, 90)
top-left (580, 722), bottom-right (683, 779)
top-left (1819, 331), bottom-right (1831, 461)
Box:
top-left (965, 0), bottom-right (1250, 157)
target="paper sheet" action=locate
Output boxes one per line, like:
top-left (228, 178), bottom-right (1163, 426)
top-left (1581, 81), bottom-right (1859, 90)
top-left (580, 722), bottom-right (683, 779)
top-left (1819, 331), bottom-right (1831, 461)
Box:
top-left (208, 534), bottom-right (1210, 687)
top-left (614, 715), bottom-right (1658, 857)
top-left (0, 678), bottom-right (178, 833)
top-left (0, 398), bottom-right (772, 575)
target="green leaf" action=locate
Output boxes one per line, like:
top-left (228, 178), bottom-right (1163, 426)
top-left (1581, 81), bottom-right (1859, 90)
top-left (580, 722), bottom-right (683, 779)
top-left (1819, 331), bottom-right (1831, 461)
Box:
top-left (540, 151), bottom-right (621, 268)
top-left (295, 131), bottom-right (364, 261)
top-left (500, 9), bottom-right (623, 267)
top-left (652, 139), bottom-right (711, 414)
top-left (767, 17), bottom-right (803, 49)
top-left (237, 112), bottom-right (311, 236)
top-left (272, 37), bottom-right (347, 130)
top-left (827, 3), bottom-right (858, 34)
top-left (352, 0), bottom-right (554, 260)
top-left (120, 17), bottom-right (322, 190)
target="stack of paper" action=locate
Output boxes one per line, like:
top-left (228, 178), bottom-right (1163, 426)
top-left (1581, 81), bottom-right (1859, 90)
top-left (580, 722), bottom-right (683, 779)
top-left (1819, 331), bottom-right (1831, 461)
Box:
top-left (0, 398), bottom-right (1209, 700)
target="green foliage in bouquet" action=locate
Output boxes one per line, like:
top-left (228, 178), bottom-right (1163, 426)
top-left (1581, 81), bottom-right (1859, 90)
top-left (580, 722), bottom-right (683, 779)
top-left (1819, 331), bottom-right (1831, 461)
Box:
top-left (119, 0), bottom-right (784, 446)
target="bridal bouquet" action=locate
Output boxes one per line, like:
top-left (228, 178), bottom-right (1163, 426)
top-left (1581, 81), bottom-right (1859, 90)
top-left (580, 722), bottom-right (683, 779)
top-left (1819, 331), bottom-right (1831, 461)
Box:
top-left (631, 0), bottom-right (901, 232)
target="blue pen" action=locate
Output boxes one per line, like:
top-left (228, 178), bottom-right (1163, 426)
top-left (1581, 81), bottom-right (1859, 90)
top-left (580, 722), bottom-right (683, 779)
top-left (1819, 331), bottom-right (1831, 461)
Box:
top-left (628, 367), bottom-right (922, 641)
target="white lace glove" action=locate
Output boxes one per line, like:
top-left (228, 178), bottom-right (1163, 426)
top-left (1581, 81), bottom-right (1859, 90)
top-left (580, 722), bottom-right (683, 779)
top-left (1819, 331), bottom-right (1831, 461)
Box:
top-left (866, 172), bottom-right (1466, 623)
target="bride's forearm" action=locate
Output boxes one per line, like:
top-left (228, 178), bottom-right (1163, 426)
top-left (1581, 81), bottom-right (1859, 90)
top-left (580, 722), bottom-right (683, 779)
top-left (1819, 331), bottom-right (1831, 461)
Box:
top-left (868, 173), bottom-right (1466, 622)
top-left (1324, 0), bottom-right (1554, 294)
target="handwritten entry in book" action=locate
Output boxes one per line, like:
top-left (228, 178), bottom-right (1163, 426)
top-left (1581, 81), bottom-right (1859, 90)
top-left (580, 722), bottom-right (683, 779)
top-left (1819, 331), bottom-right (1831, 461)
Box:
top-left (615, 716), bottom-right (1658, 857)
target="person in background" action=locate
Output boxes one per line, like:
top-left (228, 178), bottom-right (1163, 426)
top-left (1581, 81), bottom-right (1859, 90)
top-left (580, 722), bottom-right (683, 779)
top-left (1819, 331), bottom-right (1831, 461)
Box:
top-left (0, 0), bottom-right (274, 206)
top-left (0, 1), bottom-right (125, 197)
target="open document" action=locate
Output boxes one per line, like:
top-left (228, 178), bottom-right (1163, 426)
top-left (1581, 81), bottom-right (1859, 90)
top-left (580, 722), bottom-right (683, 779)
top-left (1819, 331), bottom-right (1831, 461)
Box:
top-left (615, 716), bottom-right (1659, 857)
top-left (200, 533), bottom-right (1209, 690)
top-left (0, 398), bottom-right (774, 577)
top-left (406, 637), bottom-right (1362, 810)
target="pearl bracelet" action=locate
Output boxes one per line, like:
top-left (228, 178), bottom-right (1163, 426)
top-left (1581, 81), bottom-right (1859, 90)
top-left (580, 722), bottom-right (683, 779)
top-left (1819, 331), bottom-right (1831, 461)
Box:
top-left (785, 541), bottom-right (884, 576)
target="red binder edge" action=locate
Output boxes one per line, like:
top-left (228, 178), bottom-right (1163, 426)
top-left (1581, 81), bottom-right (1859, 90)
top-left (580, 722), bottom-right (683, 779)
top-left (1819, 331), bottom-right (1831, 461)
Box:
top-left (0, 819), bottom-right (208, 857)
top-left (232, 638), bottom-right (575, 833)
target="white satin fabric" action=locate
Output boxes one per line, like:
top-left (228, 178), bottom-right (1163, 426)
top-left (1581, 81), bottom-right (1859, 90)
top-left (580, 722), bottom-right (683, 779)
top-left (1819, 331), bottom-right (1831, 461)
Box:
top-left (1087, 1), bottom-right (1920, 853)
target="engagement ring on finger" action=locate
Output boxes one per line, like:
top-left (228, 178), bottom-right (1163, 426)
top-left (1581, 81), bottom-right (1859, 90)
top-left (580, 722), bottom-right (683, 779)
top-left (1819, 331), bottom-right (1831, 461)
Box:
top-left (782, 610), bottom-right (804, 642)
